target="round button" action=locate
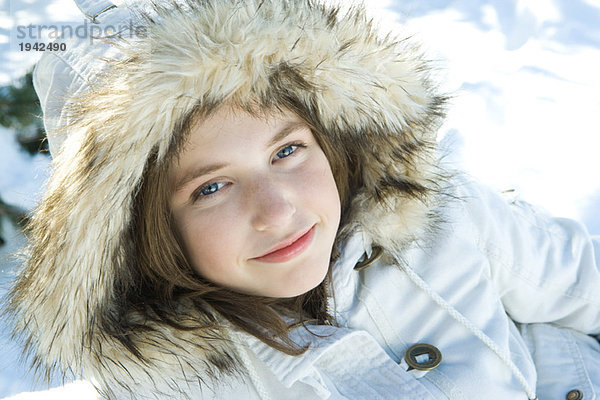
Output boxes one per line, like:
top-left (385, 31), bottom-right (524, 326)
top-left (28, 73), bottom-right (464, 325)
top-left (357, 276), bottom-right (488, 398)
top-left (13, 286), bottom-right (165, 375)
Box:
top-left (566, 389), bottom-right (583, 400)
top-left (404, 343), bottom-right (442, 371)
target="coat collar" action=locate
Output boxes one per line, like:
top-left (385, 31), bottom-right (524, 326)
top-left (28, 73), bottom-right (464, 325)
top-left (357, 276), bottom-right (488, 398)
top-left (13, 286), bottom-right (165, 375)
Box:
top-left (240, 322), bottom-right (438, 399)
top-left (328, 231), bottom-right (369, 323)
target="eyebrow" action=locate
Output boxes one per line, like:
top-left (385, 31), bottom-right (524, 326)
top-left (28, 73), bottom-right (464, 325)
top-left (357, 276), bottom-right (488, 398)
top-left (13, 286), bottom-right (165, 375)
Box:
top-left (173, 119), bottom-right (306, 193)
top-left (267, 120), bottom-right (306, 147)
top-left (173, 162), bottom-right (229, 193)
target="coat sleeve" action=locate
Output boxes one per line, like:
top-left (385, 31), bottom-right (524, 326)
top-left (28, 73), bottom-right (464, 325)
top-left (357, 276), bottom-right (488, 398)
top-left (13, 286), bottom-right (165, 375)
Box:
top-left (456, 178), bottom-right (600, 335)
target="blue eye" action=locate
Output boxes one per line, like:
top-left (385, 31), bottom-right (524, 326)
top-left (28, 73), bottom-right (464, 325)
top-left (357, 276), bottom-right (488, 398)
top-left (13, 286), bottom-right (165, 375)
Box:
top-left (274, 143), bottom-right (305, 161)
top-left (275, 145), bottom-right (297, 159)
top-left (195, 182), bottom-right (227, 200)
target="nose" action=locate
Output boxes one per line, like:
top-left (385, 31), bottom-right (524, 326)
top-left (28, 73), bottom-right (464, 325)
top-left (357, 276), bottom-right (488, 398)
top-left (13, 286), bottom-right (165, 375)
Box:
top-left (248, 176), bottom-right (296, 232)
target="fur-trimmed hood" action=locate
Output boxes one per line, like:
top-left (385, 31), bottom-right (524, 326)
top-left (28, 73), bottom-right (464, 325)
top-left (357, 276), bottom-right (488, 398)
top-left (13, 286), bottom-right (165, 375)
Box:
top-left (6, 0), bottom-right (446, 397)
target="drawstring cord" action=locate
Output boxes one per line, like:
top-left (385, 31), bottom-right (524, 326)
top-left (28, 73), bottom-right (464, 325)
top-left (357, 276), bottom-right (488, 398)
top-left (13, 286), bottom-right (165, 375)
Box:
top-left (233, 335), bottom-right (273, 400)
top-left (399, 262), bottom-right (538, 400)
top-left (233, 239), bottom-right (538, 400)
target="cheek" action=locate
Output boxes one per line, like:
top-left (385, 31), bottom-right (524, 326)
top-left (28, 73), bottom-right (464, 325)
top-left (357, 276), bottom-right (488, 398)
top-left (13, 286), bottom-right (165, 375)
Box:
top-left (303, 152), bottom-right (341, 224)
top-left (176, 207), bottom-right (242, 280)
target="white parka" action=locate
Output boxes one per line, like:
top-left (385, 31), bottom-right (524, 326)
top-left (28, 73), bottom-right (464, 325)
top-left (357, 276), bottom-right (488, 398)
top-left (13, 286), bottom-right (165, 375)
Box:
top-left (5, 0), bottom-right (599, 399)
top-left (222, 177), bottom-right (600, 400)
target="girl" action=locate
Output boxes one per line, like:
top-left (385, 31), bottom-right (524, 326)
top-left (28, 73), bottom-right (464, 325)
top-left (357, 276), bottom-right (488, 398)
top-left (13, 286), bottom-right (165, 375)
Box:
top-left (6, 0), bottom-right (600, 399)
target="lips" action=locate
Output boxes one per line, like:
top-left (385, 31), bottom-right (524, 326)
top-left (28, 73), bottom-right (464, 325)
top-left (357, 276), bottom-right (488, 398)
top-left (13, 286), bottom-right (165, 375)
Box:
top-left (252, 225), bottom-right (316, 263)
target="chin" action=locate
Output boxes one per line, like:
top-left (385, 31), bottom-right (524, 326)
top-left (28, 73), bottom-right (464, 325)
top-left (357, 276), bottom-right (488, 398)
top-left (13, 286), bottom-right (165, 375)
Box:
top-left (276, 263), bottom-right (329, 298)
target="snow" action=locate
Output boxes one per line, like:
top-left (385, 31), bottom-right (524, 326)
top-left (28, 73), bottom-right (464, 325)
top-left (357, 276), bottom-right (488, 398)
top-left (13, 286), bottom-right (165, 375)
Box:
top-left (0, 0), bottom-right (599, 398)
top-left (0, 126), bottom-right (49, 210)
top-left (362, 0), bottom-right (600, 231)
top-left (2, 382), bottom-right (98, 400)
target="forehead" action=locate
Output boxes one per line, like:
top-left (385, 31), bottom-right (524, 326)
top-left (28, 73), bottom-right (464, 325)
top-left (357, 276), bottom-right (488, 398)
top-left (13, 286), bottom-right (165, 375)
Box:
top-left (181, 106), bottom-right (304, 153)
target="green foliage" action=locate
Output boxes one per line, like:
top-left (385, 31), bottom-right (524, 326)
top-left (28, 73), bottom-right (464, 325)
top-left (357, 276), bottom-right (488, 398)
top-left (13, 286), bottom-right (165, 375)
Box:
top-left (0, 195), bottom-right (28, 247)
top-left (0, 69), bottom-right (48, 155)
top-left (0, 69), bottom-right (45, 246)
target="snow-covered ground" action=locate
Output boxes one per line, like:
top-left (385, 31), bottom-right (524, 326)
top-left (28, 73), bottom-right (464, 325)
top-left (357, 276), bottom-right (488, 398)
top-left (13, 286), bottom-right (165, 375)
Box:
top-left (1, 0), bottom-right (599, 398)
top-left (368, 0), bottom-right (600, 231)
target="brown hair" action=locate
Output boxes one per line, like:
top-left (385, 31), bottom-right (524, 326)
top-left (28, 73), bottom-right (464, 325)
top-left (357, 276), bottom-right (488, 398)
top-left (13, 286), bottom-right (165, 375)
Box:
top-left (118, 103), bottom-right (352, 357)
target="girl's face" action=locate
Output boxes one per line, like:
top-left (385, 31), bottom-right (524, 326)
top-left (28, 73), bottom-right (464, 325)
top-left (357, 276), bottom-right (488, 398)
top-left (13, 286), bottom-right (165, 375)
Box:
top-left (169, 107), bottom-right (341, 297)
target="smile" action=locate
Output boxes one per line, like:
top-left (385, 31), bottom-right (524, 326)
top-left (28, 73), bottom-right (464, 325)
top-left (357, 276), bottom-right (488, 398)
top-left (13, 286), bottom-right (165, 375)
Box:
top-left (252, 225), bottom-right (316, 263)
